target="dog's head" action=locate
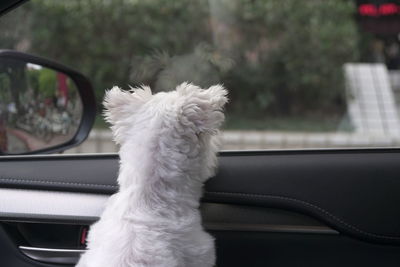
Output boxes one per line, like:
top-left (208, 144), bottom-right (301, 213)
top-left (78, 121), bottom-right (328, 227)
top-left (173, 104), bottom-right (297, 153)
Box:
top-left (103, 82), bottom-right (227, 179)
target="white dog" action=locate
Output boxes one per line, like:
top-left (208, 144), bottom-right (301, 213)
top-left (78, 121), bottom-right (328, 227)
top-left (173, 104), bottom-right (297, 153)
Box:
top-left (76, 82), bottom-right (228, 267)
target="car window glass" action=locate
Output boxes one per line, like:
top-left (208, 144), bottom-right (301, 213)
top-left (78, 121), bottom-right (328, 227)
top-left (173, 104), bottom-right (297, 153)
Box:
top-left (1, 0), bottom-right (400, 152)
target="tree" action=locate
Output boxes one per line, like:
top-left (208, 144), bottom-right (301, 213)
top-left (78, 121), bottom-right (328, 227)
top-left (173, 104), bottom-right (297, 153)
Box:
top-left (0, 0), bottom-right (360, 129)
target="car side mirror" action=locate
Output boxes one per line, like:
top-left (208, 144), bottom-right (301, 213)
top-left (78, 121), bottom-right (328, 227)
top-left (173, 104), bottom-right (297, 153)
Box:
top-left (0, 50), bottom-right (96, 155)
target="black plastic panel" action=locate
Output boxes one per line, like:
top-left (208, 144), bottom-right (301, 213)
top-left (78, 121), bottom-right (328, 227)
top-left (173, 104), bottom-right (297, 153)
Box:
top-left (2, 222), bottom-right (86, 249)
top-left (214, 231), bottom-right (400, 267)
top-left (1, 224), bottom-right (400, 267)
top-left (0, 225), bottom-right (60, 267)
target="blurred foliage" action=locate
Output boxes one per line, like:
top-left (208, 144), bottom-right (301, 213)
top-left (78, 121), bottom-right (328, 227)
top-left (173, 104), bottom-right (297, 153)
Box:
top-left (0, 0), bottom-right (360, 129)
top-left (37, 68), bottom-right (56, 98)
top-left (223, 0), bottom-right (359, 116)
top-left (27, 67), bottom-right (59, 99)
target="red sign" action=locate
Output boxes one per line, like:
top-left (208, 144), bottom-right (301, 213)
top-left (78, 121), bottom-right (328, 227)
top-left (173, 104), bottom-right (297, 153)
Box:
top-left (359, 3), bottom-right (399, 16)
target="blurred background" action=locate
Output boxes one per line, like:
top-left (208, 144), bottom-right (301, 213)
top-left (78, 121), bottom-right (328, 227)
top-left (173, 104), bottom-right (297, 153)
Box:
top-left (2, 0), bottom-right (400, 152)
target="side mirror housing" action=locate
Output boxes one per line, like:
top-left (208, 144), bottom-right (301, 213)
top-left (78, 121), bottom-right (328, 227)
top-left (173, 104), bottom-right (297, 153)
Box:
top-left (0, 50), bottom-right (96, 155)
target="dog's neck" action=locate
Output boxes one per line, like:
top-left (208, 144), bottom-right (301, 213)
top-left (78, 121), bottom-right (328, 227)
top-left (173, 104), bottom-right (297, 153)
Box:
top-left (116, 142), bottom-right (209, 215)
top-left (114, 116), bottom-right (219, 219)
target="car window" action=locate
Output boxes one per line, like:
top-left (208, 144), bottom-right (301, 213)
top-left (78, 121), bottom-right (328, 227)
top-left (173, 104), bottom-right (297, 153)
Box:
top-left (1, 0), bottom-right (400, 152)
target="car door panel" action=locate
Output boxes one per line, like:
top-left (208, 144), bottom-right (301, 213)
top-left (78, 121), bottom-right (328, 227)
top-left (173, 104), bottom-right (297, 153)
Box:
top-left (1, 150), bottom-right (400, 243)
top-left (0, 150), bottom-right (400, 266)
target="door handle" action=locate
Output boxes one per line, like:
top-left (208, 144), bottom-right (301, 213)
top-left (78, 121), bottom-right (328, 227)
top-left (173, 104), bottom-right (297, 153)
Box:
top-left (19, 246), bottom-right (85, 265)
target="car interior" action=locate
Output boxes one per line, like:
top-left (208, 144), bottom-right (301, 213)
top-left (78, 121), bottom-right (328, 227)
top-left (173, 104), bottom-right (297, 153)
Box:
top-left (1, 0), bottom-right (400, 266)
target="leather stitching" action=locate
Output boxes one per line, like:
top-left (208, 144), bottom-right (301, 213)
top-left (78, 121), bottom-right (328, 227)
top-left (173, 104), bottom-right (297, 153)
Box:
top-left (206, 191), bottom-right (400, 241)
top-left (0, 177), bottom-right (118, 188)
top-left (0, 178), bottom-right (397, 241)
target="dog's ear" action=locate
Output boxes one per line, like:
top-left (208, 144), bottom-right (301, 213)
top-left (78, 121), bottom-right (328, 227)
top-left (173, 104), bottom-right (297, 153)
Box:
top-left (177, 82), bottom-right (228, 134)
top-left (103, 86), bottom-right (152, 125)
top-left (103, 86), bottom-right (152, 144)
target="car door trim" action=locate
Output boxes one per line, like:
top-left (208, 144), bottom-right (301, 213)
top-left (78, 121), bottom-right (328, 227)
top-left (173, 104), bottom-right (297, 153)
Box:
top-left (0, 188), bottom-right (108, 220)
top-left (19, 246), bottom-right (85, 265)
top-left (0, 188), bottom-right (337, 235)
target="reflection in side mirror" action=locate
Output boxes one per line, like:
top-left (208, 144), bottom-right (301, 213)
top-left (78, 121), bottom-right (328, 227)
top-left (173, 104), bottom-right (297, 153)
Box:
top-left (0, 51), bottom-right (96, 155)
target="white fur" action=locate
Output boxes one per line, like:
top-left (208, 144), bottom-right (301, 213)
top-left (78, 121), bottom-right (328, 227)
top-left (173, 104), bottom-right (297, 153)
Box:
top-left (76, 82), bottom-right (228, 267)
